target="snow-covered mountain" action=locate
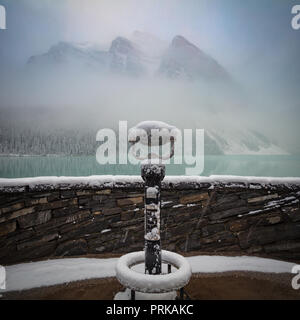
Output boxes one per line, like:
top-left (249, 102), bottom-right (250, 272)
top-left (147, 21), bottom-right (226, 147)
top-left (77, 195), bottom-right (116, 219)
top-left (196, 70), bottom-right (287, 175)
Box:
top-left (158, 35), bottom-right (231, 82)
top-left (206, 129), bottom-right (288, 155)
top-left (27, 32), bottom-right (230, 82)
top-left (27, 42), bottom-right (109, 71)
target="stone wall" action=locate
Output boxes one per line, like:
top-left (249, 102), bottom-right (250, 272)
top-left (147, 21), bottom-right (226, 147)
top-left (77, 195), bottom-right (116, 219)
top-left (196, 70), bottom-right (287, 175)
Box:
top-left (0, 176), bottom-right (300, 265)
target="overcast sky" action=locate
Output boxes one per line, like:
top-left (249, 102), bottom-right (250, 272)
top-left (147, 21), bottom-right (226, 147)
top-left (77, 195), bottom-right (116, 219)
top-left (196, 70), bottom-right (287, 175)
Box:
top-left (0, 0), bottom-right (299, 63)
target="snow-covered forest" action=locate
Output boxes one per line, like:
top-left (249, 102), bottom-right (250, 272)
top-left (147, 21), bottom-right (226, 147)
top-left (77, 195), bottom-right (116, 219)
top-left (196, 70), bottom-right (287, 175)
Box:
top-left (0, 125), bottom-right (97, 155)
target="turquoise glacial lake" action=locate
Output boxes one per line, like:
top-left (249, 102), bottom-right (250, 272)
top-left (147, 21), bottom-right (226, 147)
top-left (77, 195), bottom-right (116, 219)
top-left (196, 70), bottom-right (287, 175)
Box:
top-left (0, 155), bottom-right (299, 178)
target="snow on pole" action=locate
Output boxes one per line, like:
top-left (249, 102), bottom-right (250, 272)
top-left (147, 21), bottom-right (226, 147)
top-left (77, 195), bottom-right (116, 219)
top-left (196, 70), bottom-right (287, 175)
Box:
top-left (142, 162), bottom-right (165, 274)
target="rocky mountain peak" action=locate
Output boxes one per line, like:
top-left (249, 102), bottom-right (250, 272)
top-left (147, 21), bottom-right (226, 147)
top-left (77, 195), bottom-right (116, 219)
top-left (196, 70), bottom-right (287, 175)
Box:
top-left (171, 35), bottom-right (193, 48)
top-left (27, 33), bottom-right (231, 82)
top-left (159, 35), bottom-right (230, 81)
top-left (109, 37), bottom-right (135, 55)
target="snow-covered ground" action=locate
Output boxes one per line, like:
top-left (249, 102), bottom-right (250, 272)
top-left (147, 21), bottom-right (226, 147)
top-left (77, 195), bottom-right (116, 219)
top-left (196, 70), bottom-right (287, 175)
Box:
top-left (1, 255), bottom-right (296, 293)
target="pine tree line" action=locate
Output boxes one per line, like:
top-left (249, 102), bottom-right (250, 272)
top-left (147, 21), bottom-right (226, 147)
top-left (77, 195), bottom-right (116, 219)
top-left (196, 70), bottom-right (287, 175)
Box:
top-left (0, 126), bottom-right (98, 155)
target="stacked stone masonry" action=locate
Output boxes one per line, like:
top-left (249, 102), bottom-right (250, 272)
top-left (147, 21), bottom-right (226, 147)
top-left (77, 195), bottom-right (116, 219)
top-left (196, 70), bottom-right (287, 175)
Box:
top-left (0, 180), bottom-right (299, 264)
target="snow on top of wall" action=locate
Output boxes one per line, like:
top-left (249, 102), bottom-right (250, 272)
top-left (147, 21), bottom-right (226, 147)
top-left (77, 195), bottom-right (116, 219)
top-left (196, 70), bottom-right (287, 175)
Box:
top-left (0, 175), bottom-right (300, 192)
top-left (0, 175), bottom-right (143, 192)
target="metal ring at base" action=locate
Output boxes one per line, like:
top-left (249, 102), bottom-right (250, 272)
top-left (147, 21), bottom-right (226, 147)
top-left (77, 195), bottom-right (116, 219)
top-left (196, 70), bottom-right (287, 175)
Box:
top-left (116, 250), bottom-right (192, 293)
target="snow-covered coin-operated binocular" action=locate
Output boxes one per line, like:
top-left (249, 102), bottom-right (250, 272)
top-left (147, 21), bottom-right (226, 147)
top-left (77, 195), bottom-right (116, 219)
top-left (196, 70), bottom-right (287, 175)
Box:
top-left (115, 121), bottom-right (191, 301)
top-left (128, 121), bottom-right (180, 274)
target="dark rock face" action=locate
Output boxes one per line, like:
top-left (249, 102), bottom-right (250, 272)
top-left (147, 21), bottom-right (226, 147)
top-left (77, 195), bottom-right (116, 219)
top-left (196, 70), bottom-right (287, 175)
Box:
top-left (109, 37), bottom-right (145, 76)
top-left (0, 183), bottom-right (300, 264)
top-left (159, 35), bottom-right (231, 82)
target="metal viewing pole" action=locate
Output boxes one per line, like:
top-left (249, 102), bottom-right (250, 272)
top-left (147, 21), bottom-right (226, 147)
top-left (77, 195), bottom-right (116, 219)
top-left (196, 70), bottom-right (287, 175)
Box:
top-left (141, 162), bottom-right (165, 274)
